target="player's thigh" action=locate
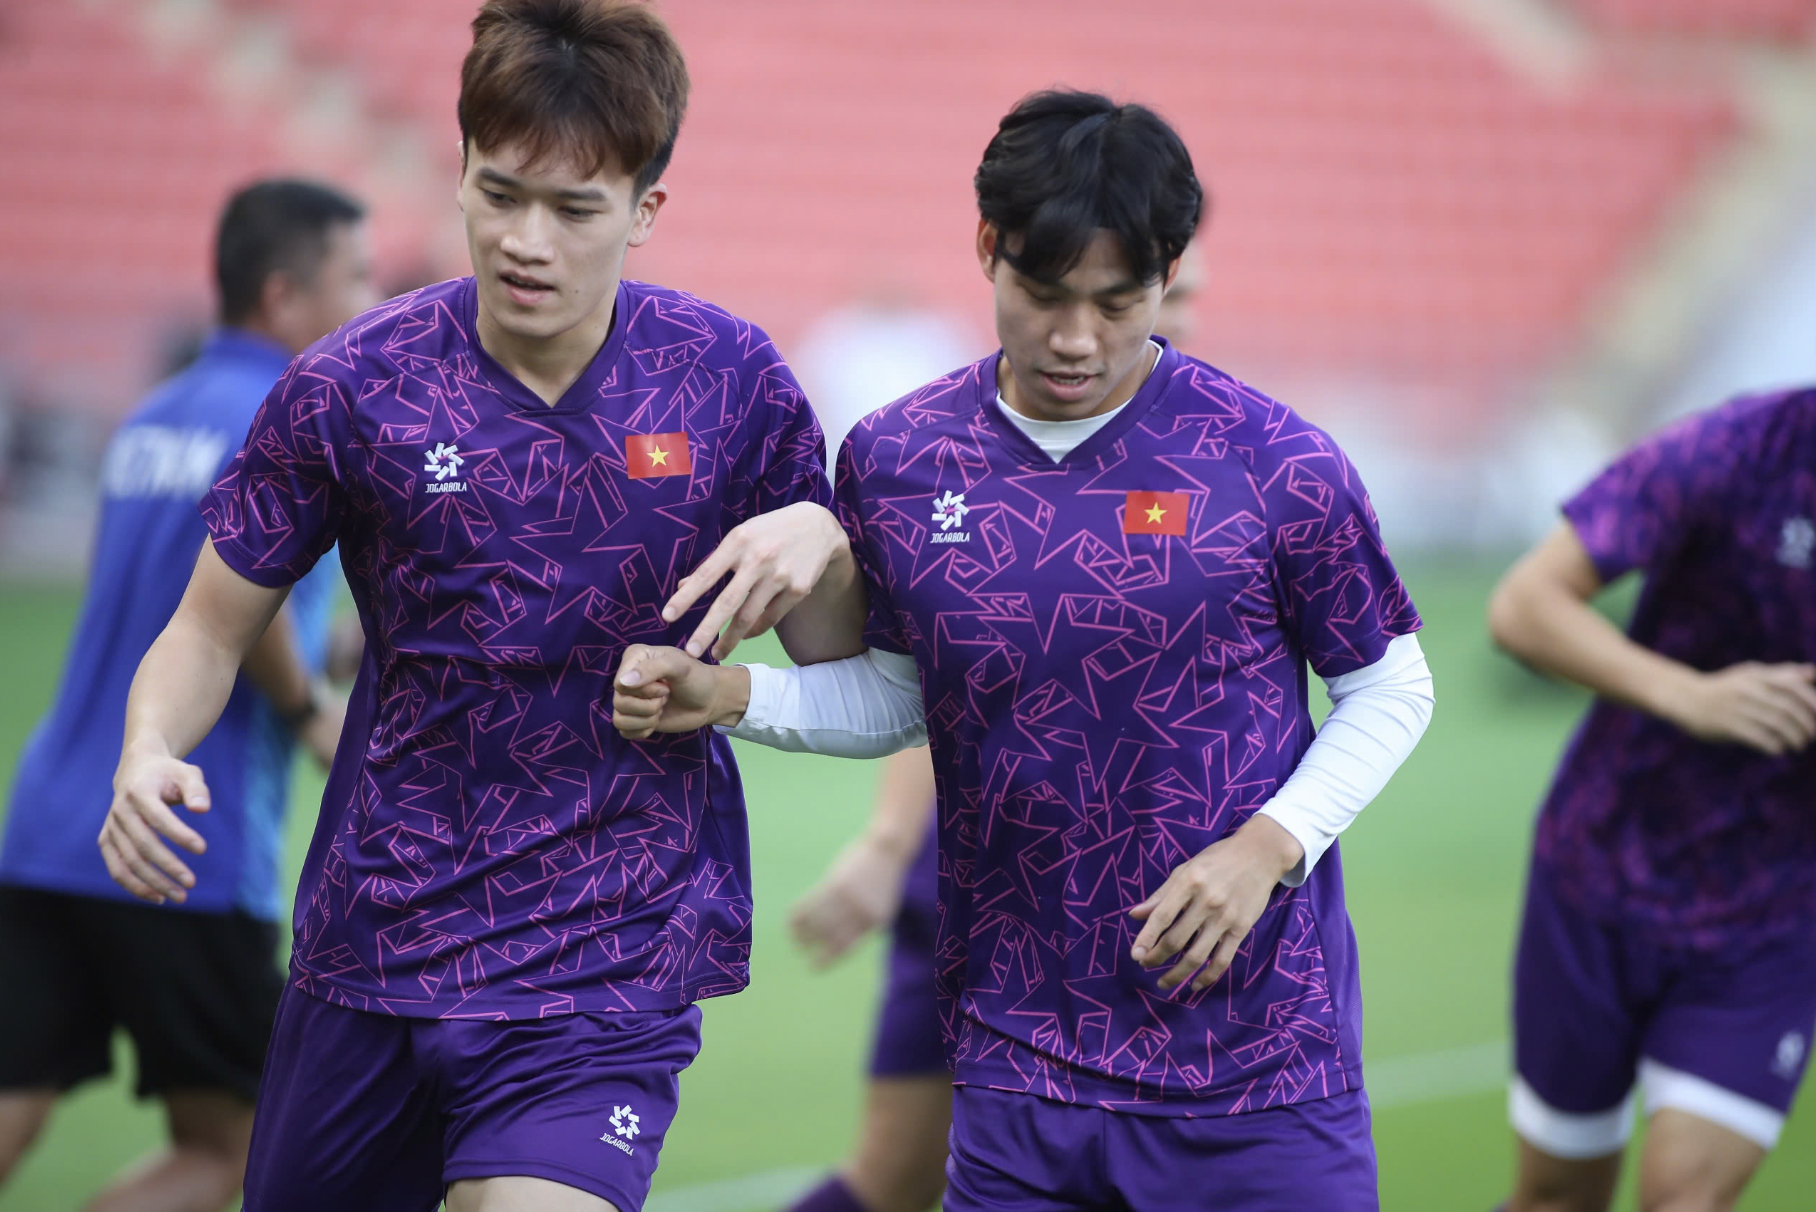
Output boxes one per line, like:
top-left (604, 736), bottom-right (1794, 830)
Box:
top-left (1635, 1109), bottom-right (1764, 1212)
top-left (0, 1090), bottom-right (58, 1177)
top-left (240, 988), bottom-right (442, 1212)
top-left (943, 1086), bottom-right (1105, 1212)
top-left (1510, 866), bottom-right (1645, 1160)
top-left (446, 1175), bottom-right (619, 1212)
top-left (846, 1075), bottom-right (952, 1212)
top-left (1108, 1089), bottom-right (1377, 1212)
top-left (1509, 1138), bottom-right (1622, 1212)
top-left (437, 1006), bottom-right (702, 1212)
top-left (162, 1088), bottom-right (256, 1161)
top-left (90, 902), bottom-right (284, 1106)
top-left (0, 887), bottom-right (115, 1099)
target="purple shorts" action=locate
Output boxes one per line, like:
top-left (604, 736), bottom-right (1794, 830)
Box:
top-left (869, 833), bottom-right (945, 1078)
top-left (1512, 861), bottom-right (1816, 1154)
top-left (242, 986), bottom-right (701, 1212)
top-left (944, 1086), bottom-right (1377, 1211)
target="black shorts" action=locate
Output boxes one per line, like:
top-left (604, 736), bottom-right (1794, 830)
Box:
top-left (0, 884), bottom-right (284, 1103)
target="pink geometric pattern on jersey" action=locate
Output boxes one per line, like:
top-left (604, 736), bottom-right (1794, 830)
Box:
top-left (1538, 390), bottom-right (1816, 951)
top-left (836, 346), bottom-right (1419, 1115)
top-left (203, 277), bottom-right (828, 1018)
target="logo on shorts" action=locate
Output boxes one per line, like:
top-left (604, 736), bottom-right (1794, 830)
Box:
top-left (1777, 517), bottom-right (1814, 570)
top-left (423, 442), bottom-right (466, 494)
top-left (599, 1103), bottom-right (640, 1155)
top-left (1772, 1032), bottom-right (1806, 1080)
top-left (930, 490), bottom-right (971, 544)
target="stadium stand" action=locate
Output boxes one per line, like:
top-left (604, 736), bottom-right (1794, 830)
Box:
top-left (0, 0), bottom-right (1801, 440)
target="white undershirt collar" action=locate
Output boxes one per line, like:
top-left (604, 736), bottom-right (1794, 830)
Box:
top-left (994, 341), bottom-right (1163, 463)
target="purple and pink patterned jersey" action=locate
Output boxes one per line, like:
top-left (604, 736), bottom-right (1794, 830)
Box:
top-left (203, 276), bottom-right (828, 1018)
top-left (1536, 389), bottom-right (1816, 951)
top-left (834, 344), bottom-right (1420, 1116)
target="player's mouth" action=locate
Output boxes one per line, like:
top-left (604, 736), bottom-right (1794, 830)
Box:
top-left (498, 270), bottom-right (556, 307)
top-left (1039, 369), bottom-right (1097, 401)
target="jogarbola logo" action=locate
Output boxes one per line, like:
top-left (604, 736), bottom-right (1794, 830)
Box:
top-left (930, 490), bottom-right (971, 544)
top-left (423, 442), bottom-right (466, 494)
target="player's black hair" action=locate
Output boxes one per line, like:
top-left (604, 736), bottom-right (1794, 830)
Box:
top-left (215, 179), bottom-right (365, 325)
top-left (975, 90), bottom-right (1204, 286)
top-left (460, 0), bottom-right (691, 193)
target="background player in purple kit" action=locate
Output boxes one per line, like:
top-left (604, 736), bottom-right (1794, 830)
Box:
top-left (783, 251), bottom-right (1210, 1212)
top-left (92, 2), bottom-right (862, 1210)
top-left (614, 91), bottom-right (1436, 1210)
top-left (1488, 392), bottom-right (1816, 1212)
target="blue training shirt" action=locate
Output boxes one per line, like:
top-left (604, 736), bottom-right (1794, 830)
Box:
top-left (1, 330), bottom-right (333, 919)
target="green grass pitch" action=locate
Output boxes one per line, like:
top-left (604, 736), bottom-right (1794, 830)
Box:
top-left (1, 566), bottom-right (1810, 1210)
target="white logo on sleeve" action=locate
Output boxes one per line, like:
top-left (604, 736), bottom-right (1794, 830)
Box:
top-left (1777, 517), bottom-right (1814, 569)
top-left (930, 490), bottom-right (971, 544)
top-left (1772, 1032), bottom-right (1806, 1080)
top-left (423, 443), bottom-right (467, 494)
top-left (600, 1103), bottom-right (640, 1154)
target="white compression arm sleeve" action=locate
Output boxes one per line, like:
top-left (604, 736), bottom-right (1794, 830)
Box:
top-left (723, 648), bottom-right (926, 758)
top-left (1258, 632), bottom-right (1435, 887)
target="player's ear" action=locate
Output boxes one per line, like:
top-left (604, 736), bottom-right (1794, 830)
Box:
top-left (455, 139), bottom-right (469, 211)
top-left (976, 221), bottom-right (1000, 282)
top-left (627, 181), bottom-right (670, 248)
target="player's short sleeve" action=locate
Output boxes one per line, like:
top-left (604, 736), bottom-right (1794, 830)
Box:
top-left (834, 436), bottom-right (913, 657)
top-left (1562, 399), bottom-right (1755, 584)
top-left (726, 337), bottom-right (832, 521)
top-left (1256, 415), bottom-right (1421, 679)
top-left (200, 356), bottom-right (353, 588)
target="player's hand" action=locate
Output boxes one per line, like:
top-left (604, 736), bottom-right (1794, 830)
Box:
top-left (299, 694), bottom-right (348, 770)
top-left (790, 833), bottom-right (914, 968)
top-left (1128, 814), bottom-right (1304, 992)
top-left (1667, 661), bottom-right (1816, 756)
top-left (613, 645), bottom-right (749, 739)
top-left (662, 502), bottom-right (851, 662)
top-left (98, 744), bottom-right (212, 905)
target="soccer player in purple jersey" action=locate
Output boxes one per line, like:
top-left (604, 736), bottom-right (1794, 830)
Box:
top-left (1487, 393), bottom-right (1816, 1212)
top-left (782, 254), bottom-right (1211, 1212)
top-left (92, 2), bottom-right (861, 1210)
top-left (614, 91), bottom-right (1436, 1210)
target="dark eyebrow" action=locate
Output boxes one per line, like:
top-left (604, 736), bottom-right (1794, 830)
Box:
top-left (475, 167), bottom-right (609, 205)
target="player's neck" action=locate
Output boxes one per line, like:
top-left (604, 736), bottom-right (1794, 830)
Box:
top-left (476, 290), bottom-right (618, 407)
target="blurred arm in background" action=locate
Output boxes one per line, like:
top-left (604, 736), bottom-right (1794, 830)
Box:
top-left (241, 606), bottom-right (345, 770)
top-left (789, 747), bottom-right (936, 969)
top-left (1488, 523), bottom-right (1816, 755)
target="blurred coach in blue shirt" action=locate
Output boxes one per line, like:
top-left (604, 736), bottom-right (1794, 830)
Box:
top-left (0, 179), bottom-right (376, 1212)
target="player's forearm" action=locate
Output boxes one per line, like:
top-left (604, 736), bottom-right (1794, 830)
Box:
top-left (1259, 634), bottom-right (1434, 886)
top-left (120, 613), bottom-right (252, 764)
top-left (774, 542), bottom-right (868, 664)
top-left (1488, 572), bottom-right (1696, 720)
top-left (724, 648), bottom-right (927, 758)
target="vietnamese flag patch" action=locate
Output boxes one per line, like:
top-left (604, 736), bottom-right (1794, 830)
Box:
top-left (1123, 490), bottom-right (1188, 536)
top-left (626, 432), bottom-right (691, 479)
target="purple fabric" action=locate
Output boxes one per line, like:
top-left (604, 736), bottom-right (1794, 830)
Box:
top-left (786, 1175), bottom-right (871, 1212)
top-left (869, 928), bottom-right (946, 1078)
top-left (201, 277), bottom-right (829, 1018)
top-left (1514, 860), bottom-right (1816, 1116)
top-left (1540, 390), bottom-right (1816, 949)
top-left (835, 344), bottom-right (1418, 1116)
top-left (243, 986), bottom-right (701, 1211)
top-left (943, 1085), bottom-right (1376, 1211)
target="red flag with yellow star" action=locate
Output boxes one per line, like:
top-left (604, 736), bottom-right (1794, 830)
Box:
top-left (1123, 490), bottom-right (1188, 536)
top-left (625, 432), bottom-right (691, 479)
